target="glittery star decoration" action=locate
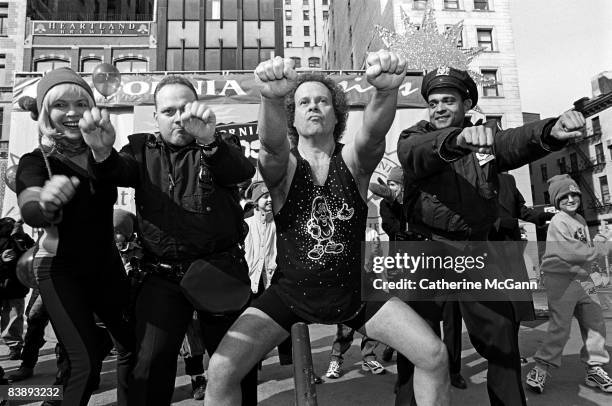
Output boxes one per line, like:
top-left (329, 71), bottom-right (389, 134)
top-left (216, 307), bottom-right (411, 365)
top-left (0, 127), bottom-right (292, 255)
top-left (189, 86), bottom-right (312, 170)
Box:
top-left (376, 0), bottom-right (496, 87)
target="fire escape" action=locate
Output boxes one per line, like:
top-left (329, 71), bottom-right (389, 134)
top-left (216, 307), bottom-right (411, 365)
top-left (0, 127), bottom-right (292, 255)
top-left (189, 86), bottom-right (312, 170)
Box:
top-left (563, 125), bottom-right (611, 213)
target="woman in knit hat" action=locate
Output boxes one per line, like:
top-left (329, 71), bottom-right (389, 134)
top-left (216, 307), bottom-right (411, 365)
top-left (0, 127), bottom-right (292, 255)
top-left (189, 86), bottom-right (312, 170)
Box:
top-left (15, 67), bottom-right (133, 405)
top-left (525, 174), bottom-right (612, 394)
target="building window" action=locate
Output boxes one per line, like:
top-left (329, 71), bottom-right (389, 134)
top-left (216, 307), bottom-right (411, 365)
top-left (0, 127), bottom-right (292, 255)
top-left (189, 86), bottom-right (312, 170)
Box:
top-left (557, 157), bottom-right (567, 174)
top-left (286, 26), bottom-right (292, 36)
top-left (0, 13), bottom-right (7, 36)
top-left (445, 25), bottom-right (463, 48)
top-left (600, 176), bottom-right (610, 204)
top-left (544, 191), bottom-right (550, 205)
top-left (303, 0), bottom-right (309, 5)
top-left (303, 26), bottom-right (310, 36)
top-left (322, 0), bottom-right (328, 5)
top-left (323, 10), bottom-right (328, 19)
top-left (444, 0), bottom-right (459, 9)
top-left (0, 53), bottom-right (5, 69)
top-left (286, 41), bottom-right (292, 47)
top-left (285, 9), bottom-right (292, 20)
top-left (541, 164), bottom-right (548, 182)
top-left (35, 58), bottom-right (70, 72)
top-left (481, 69), bottom-right (500, 97)
top-left (284, 0), bottom-right (290, 5)
top-left (593, 116), bottom-right (602, 135)
top-left (303, 10), bottom-right (309, 20)
top-left (115, 58), bottom-right (148, 73)
top-left (486, 115), bottom-right (502, 129)
top-left (477, 28), bottom-right (493, 51)
top-left (570, 152), bottom-right (578, 172)
top-left (413, 0), bottom-right (427, 10)
top-left (290, 57), bottom-right (301, 68)
top-left (304, 41), bottom-right (310, 47)
top-left (207, 0), bottom-right (221, 19)
top-left (308, 57), bottom-right (320, 68)
top-left (474, 0), bottom-right (489, 10)
top-left (596, 143), bottom-right (605, 164)
top-left (81, 57), bottom-right (101, 72)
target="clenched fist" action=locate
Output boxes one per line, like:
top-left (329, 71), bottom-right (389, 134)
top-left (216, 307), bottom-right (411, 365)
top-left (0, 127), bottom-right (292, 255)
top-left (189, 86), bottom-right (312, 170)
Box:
top-left (255, 57), bottom-right (298, 99)
top-left (179, 101), bottom-right (217, 145)
top-left (456, 125), bottom-right (494, 154)
top-left (365, 50), bottom-right (407, 92)
top-left (39, 175), bottom-right (80, 222)
top-left (80, 107), bottom-right (116, 161)
top-left (550, 110), bottom-right (586, 141)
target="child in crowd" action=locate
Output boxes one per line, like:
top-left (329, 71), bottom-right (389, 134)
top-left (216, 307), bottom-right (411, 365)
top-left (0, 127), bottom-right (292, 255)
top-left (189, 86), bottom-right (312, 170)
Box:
top-left (526, 174), bottom-right (612, 393)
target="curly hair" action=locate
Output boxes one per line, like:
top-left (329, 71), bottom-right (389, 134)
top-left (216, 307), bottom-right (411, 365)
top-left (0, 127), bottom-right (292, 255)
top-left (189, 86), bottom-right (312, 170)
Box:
top-left (285, 73), bottom-right (348, 146)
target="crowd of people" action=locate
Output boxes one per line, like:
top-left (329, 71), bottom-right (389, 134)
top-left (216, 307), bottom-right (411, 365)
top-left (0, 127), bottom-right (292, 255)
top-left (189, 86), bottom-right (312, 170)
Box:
top-left (1, 50), bottom-right (611, 406)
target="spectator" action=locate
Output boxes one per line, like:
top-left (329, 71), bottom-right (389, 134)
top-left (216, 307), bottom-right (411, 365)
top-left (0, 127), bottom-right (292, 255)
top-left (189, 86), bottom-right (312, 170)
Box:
top-left (525, 174), bottom-right (612, 393)
top-left (0, 217), bottom-right (34, 360)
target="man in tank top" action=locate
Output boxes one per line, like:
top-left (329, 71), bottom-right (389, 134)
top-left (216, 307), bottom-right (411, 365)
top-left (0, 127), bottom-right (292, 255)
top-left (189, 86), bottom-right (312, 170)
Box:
top-left (204, 51), bottom-right (450, 406)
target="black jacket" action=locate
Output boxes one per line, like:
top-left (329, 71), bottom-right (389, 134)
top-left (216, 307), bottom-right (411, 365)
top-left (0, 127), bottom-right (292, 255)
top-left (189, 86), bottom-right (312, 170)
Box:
top-left (398, 118), bottom-right (561, 240)
top-left (90, 133), bottom-right (255, 262)
top-left (491, 173), bottom-right (552, 241)
top-left (398, 117), bottom-right (563, 321)
top-left (0, 229), bottom-right (34, 299)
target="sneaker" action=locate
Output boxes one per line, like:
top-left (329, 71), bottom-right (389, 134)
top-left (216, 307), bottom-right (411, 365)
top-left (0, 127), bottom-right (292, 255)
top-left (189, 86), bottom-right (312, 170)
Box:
top-left (325, 360), bottom-right (342, 379)
top-left (8, 366), bottom-right (33, 382)
top-left (526, 366), bottom-right (548, 394)
top-left (362, 360), bottom-right (386, 375)
top-left (191, 376), bottom-right (207, 400)
top-left (585, 366), bottom-right (612, 393)
top-left (8, 348), bottom-right (21, 360)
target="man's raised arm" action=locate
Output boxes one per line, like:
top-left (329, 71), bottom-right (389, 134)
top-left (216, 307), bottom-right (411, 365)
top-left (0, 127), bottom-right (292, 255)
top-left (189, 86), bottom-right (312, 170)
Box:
top-left (255, 57), bottom-right (298, 189)
top-left (344, 50), bottom-right (406, 188)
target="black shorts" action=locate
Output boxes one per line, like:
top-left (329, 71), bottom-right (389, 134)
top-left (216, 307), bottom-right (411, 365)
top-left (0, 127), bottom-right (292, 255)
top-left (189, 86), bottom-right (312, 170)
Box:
top-left (251, 285), bottom-right (384, 333)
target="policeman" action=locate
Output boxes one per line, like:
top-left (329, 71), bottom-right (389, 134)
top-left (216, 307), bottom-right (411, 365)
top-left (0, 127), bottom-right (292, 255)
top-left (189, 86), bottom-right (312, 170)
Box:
top-left (395, 66), bottom-right (586, 406)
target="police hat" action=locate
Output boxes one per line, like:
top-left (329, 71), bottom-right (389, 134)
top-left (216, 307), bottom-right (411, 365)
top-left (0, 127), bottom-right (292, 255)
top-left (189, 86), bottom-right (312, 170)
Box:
top-left (421, 67), bottom-right (478, 107)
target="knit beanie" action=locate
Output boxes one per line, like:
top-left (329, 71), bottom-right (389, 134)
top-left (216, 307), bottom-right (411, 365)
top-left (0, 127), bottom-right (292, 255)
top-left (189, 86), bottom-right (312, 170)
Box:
top-left (548, 174), bottom-right (581, 209)
top-left (387, 167), bottom-right (403, 184)
top-left (36, 67), bottom-right (95, 113)
top-left (251, 182), bottom-right (270, 203)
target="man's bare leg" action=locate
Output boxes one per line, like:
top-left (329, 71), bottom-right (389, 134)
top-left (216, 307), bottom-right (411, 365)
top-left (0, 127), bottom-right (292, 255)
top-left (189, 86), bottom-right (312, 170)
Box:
top-left (363, 297), bottom-right (450, 406)
top-left (204, 307), bottom-right (289, 406)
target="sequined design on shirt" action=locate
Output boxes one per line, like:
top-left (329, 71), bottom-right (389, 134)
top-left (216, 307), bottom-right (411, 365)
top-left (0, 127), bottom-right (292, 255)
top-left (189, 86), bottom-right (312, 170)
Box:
top-left (306, 195), bottom-right (354, 260)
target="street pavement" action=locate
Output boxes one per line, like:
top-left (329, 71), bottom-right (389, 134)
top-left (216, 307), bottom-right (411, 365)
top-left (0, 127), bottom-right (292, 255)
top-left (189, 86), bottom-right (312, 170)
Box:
top-left (2, 290), bottom-right (612, 405)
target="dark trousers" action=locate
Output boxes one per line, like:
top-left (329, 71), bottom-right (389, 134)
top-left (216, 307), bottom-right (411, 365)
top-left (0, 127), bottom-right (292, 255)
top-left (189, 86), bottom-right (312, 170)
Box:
top-left (396, 298), bottom-right (526, 406)
top-left (20, 290), bottom-right (48, 369)
top-left (442, 300), bottom-right (462, 375)
top-left (34, 256), bottom-right (134, 406)
top-left (129, 274), bottom-right (257, 406)
top-left (330, 324), bottom-right (379, 362)
top-left (21, 290), bottom-right (115, 390)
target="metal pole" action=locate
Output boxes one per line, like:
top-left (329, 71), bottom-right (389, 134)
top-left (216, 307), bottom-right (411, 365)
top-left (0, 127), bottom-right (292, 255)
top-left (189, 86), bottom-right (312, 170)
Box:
top-left (292, 322), bottom-right (318, 406)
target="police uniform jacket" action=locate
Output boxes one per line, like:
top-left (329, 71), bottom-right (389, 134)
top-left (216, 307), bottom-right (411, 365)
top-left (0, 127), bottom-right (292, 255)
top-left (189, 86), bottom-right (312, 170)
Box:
top-left (397, 117), bottom-right (563, 320)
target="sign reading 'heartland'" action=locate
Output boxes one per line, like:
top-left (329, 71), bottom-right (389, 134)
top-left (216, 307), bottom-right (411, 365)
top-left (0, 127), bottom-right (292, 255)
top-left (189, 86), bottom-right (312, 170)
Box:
top-left (32, 21), bottom-right (151, 36)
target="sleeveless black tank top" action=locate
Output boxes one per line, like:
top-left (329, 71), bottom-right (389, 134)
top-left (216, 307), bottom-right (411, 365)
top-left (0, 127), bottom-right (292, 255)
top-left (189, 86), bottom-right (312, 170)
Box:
top-left (272, 144), bottom-right (368, 323)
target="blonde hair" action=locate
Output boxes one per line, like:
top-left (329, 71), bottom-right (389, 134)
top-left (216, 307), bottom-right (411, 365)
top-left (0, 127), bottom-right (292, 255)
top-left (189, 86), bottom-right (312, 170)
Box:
top-left (37, 83), bottom-right (95, 147)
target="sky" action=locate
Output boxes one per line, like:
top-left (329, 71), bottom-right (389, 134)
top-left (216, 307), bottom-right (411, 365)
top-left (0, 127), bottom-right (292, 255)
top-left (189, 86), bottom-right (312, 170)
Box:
top-left (510, 0), bottom-right (612, 117)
